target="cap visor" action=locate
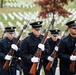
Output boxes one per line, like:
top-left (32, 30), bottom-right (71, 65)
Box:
top-left (35, 28), bottom-right (42, 30)
top-left (9, 32), bottom-right (15, 34)
top-left (53, 34), bottom-right (58, 37)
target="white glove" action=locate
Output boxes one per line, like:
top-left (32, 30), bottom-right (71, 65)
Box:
top-left (18, 57), bottom-right (21, 60)
top-left (38, 43), bottom-right (45, 51)
top-left (4, 54), bottom-right (12, 60)
top-left (47, 56), bottom-right (54, 61)
top-left (54, 46), bottom-right (58, 51)
top-left (11, 44), bottom-right (18, 51)
top-left (31, 56), bottom-right (39, 63)
top-left (70, 55), bottom-right (76, 61)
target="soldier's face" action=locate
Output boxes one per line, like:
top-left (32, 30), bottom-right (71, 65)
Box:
top-left (50, 34), bottom-right (58, 41)
top-left (69, 28), bottom-right (76, 38)
top-left (6, 32), bottom-right (15, 40)
top-left (32, 28), bottom-right (41, 37)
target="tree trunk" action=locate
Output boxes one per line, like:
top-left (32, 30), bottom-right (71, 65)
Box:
top-left (74, 0), bottom-right (76, 4)
top-left (1, 0), bottom-right (3, 8)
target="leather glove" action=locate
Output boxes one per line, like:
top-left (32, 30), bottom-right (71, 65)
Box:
top-left (47, 56), bottom-right (54, 61)
top-left (4, 54), bottom-right (12, 60)
top-left (38, 43), bottom-right (45, 51)
top-left (11, 44), bottom-right (18, 51)
top-left (31, 56), bottom-right (39, 63)
top-left (54, 46), bottom-right (58, 51)
top-left (70, 55), bottom-right (76, 61)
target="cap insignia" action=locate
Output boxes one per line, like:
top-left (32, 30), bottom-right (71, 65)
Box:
top-left (38, 22), bottom-right (40, 25)
top-left (75, 21), bottom-right (76, 24)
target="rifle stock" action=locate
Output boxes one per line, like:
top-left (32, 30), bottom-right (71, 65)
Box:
top-left (46, 50), bottom-right (57, 71)
top-left (70, 61), bottom-right (75, 73)
top-left (30, 63), bottom-right (38, 75)
top-left (3, 49), bottom-right (15, 70)
top-left (30, 31), bottom-right (48, 75)
top-left (3, 25), bottom-right (27, 70)
top-left (70, 46), bottom-right (76, 73)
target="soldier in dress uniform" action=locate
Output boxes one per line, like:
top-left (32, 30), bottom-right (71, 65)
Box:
top-left (20, 21), bottom-right (45, 75)
top-left (58, 20), bottom-right (76, 75)
top-left (39, 28), bottom-right (60, 75)
top-left (0, 26), bottom-right (22, 75)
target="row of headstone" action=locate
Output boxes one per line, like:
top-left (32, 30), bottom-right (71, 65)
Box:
top-left (5, 0), bottom-right (17, 2)
top-left (1, 9), bottom-right (76, 26)
top-left (8, 13), bottom-right (14, 20)
top-left (13, 12), bottom-right (23, 21)
top-left (0, 22), bottom-right (5, 31)
top-left (2, 13), bottom-right (8, 20)
top-left (16, 21), bottom-right (23, 29)
top-left (0, 8), bottom-right (76, 38)
top-left (4, 1), bottom-right (35, 8)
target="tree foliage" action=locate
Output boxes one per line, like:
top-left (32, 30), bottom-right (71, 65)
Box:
top-left (34, 0), bottom-right (74, 18)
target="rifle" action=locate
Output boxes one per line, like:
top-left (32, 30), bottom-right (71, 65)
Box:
top-left (45, 28), bottom-right (68, 71)
top-left (1, 31), bottom-right (5, 39)
top-left (3, 24), bottom-right (27, 70)
top-left (30, 24), bottom-right (51, 75)
top-left (70, 44), bottom-right (76, 73)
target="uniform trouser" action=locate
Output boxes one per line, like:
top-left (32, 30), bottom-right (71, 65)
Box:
top-left (0, 68), bottom-right (10, 75)
top-left (0, 63), bottom-right (22, 75)
top-left (37, 60), bottom-right (43, 75)
top-left (42, 58), bottom-right (58, 75)
top-left (9, 67), bottom-right (16, 75)
top-left (59, 63), bottom-right (74, 75)
top-left (44, 66), bottom-right (56, 75)
top-left (37, 62), bottom-right (57, 75)
top-left (23, 69), bottom-right (40, 75)
top-left (9, 64), bottom-right (22, 75)
top-left (16, 64), bottom-right (22, 75)
top-left (0, 67), bottom-right (16, 75)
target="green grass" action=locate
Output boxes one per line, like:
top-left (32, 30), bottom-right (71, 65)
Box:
top-left (64, 1), bottom-right (76, 9)
top-left (0, 6), bottom-right (40, 13)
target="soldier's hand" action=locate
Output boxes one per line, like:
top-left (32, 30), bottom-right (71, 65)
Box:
top-left (31, 56), bottom-right (39, 63)
top-left (4, 54), bottom-right (12, 60)
top-left (54, 46), bottom-right (58, 51)
top-left (70, 55), bottom-right (76, 61)
top-left (47, 56), bottom-right (54, 61)
top-left (38, 43), bottom-right (45, 51)
top-left (11, 44), bottom-right (18, 51)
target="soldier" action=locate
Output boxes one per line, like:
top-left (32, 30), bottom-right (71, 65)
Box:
top-left (20, 21), bottom-right (45, 75)
top-left (40, 28), bottom-right (60, 75)
top-left (0, 26), bottom-right (22, 75)
top-left (58, 20), bottom-right (76, 75)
